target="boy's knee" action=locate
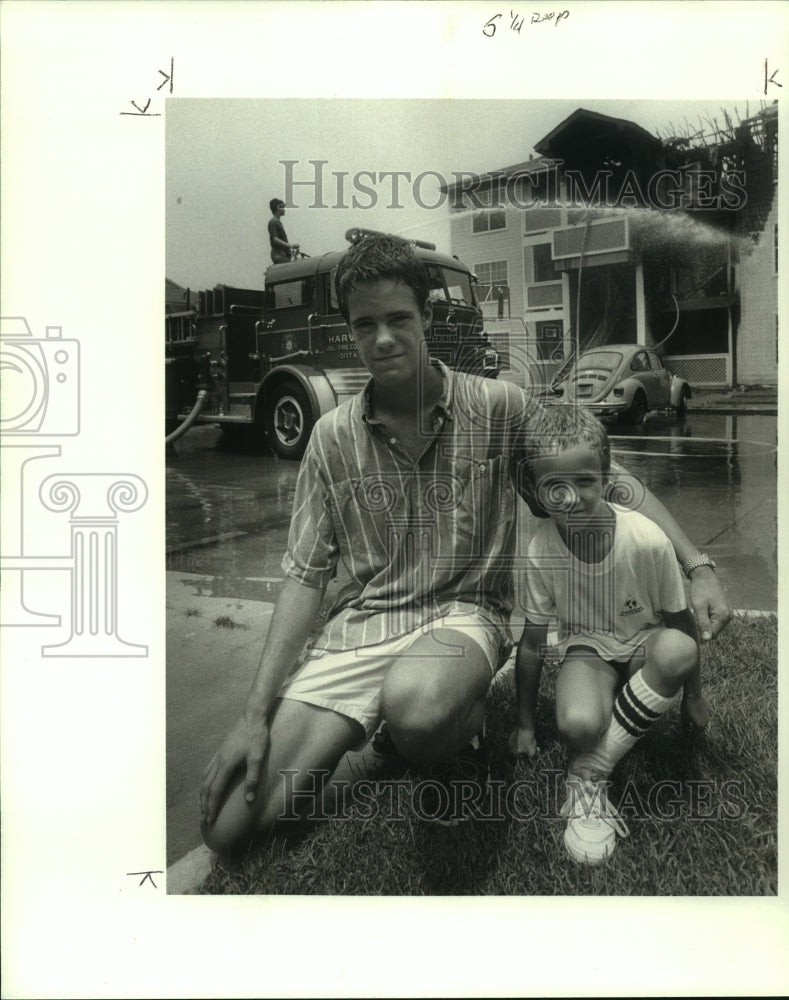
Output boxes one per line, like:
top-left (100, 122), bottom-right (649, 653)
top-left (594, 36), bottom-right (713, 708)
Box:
top-left (382, 659), bottom-right (487, 762)
top-left (382, 664), bottom-right (449, 738)
top-left (201, 785), bottom-right (279, 859)
top-left (556, 705), bottom-right (606, 749)
top-left (202, 812), bottom-right (255, 860)
top-left (650, 628), bottom-right (698, 681)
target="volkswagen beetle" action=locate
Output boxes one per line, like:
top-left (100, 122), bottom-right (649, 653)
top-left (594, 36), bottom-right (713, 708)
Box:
top-left (546, 344), bottom-right (691, 424)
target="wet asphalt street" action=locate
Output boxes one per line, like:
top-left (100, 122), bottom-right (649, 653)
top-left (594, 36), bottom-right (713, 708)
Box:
top-left (165, 408), bottom-right (777, 868)
top-left (166, 409), bottom-right (777, 612)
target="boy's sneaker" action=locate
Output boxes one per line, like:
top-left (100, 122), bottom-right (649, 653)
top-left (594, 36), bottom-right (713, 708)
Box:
top-left (560, 773), bottom-right (629, 864)
top-left (418, 733), bottom-right (490, 826)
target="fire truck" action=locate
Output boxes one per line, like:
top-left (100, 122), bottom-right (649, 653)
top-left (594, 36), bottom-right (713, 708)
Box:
top-left (166, 229), bottom-right (500, 459)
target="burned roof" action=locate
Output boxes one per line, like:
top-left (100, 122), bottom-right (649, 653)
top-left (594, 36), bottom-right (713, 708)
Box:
top-left (534, 108), bottom-right (663, 160)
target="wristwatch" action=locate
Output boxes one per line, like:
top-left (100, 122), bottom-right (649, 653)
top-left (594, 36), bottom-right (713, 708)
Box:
top-left (682, 553), bottom-right (717, 577)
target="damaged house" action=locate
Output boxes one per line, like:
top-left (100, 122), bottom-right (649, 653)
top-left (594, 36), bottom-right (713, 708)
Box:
top-left (442, 104), bottom-right (778, 389)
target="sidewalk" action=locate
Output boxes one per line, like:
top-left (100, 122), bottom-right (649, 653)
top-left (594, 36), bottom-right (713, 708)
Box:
top-left (685, 385), bottom-right (777, 415)
top-left (166, 572), bottom-right (277, 890)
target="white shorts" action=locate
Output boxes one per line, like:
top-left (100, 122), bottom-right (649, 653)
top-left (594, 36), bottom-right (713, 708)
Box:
top-left (278, 610), bottom-right (510, 741)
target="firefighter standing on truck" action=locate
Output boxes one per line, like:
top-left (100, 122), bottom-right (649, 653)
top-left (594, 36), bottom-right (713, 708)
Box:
top-left (268, 198), bottom-right (300, 264)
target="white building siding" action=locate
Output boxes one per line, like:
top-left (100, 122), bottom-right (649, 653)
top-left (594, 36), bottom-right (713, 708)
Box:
top-left (449, 209), bottom-right (525, 318)
top-left (736, 192), bottom-right (779, 385)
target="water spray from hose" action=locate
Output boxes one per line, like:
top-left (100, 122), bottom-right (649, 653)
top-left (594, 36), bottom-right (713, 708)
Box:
top-left (652, 295), bottom-right (681, 353)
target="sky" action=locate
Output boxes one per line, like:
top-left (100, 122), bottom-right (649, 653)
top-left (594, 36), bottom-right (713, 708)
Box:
top-left (165, 97), bottom-right (767, 291)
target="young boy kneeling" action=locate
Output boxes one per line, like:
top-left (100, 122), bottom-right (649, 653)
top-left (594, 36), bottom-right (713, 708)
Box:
top-left (510, 404), bottom-right (710, 864)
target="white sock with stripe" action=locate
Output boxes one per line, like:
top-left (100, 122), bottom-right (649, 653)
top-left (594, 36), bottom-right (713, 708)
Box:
top-left (570, 669), bottom-right (675, 779)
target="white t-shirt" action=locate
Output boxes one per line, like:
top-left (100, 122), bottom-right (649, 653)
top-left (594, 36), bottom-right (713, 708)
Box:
top-left (522, 503), bottom-right (687, 661)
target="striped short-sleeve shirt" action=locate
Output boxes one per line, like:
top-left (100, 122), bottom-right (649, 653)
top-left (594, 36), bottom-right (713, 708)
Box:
top-left (282, 362), bottom-right (537, 651)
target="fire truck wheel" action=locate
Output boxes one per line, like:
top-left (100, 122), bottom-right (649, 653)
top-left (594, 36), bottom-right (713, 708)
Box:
top-left (266, 381), bottom-right (314, 460)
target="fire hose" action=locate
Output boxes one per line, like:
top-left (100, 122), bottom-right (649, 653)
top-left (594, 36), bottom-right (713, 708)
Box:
top-left (165, 388), bottom-right (210, 445)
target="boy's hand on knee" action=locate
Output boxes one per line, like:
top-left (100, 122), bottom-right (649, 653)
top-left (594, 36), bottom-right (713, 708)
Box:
top-left (200, 713), bottom-right (271, 826)
top-left (508, 727), bottom-right (539, 760)
top-left (689, 569), bottom-right (732, 641)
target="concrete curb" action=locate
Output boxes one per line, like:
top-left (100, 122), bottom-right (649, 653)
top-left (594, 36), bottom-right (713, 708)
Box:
top-left (729, 608), bottom-right (778, 618)
top-left (686, 404), bottom-right (777, 416)
top-left (167, 844), bottom-right (216, 895)
top-left (684, 390), bottom-right (777, 417)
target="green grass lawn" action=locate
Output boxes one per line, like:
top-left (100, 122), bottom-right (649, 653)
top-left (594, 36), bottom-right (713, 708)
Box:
top-left (200, 615), bottom-right (777, 896)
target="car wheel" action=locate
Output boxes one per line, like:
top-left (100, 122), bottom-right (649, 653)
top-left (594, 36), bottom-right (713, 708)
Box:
top-left (619, 390), bottom-right (647, 425)
top-left (265, 380), bottom-right (314, 460)
top-left (676, 386), bottom-right (690, 417)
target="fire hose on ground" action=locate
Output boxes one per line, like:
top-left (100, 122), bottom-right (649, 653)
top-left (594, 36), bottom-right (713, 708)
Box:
top-left (165, 388), bottom-right (210, 445)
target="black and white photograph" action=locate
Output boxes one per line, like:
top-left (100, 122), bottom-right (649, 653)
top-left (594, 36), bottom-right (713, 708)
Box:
top-left (3, 2), bottom-right (788, 997)
top-left (165, 97), bottom-right (778, 900)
